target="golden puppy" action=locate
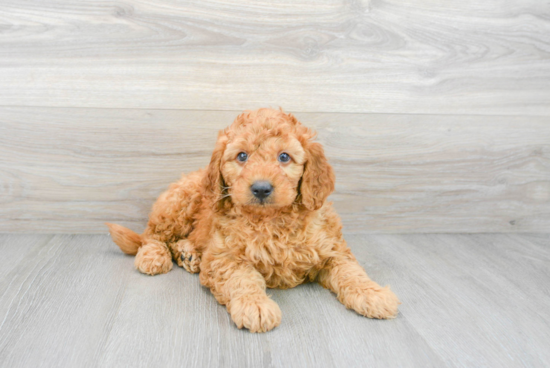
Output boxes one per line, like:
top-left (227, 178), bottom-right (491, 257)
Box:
top-left (107, 108), bottom-right (399, 332)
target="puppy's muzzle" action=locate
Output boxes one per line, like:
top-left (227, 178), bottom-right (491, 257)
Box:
top-left (251, 181), bottom-right (273, 200)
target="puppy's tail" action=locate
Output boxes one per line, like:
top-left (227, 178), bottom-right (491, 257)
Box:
top-left (105, 223), bottom-right (142, 255)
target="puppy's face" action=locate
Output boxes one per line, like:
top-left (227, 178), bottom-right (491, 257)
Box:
top-left (205, 108), bottom-right (335, 211)
top-left (222, 133), bottom-right (306, 208)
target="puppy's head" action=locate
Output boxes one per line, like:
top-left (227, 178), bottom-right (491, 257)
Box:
top-left (204, 108), bottom-right (335, 211)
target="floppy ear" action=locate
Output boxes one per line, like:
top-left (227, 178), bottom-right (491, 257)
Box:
top-left (300, 141), bottom-right (335, 211)
top-left (203, 130), bottom-right (228, 209)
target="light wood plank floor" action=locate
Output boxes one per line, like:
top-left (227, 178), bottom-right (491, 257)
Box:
top-left (0, 233), bottom-right (548, 367)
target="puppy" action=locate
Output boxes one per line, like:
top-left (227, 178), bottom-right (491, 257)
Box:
top-left (107, 108), bottom-right (399, 332)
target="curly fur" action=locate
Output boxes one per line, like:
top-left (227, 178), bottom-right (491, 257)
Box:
top-left (107, 108), bottom-right (399, 332)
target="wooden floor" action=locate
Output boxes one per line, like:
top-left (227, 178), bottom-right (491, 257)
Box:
top-left (0, 233), bottom-right (548, 367)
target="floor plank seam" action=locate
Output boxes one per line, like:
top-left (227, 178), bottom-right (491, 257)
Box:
top-left (1, 104), bottom-right (550, 118)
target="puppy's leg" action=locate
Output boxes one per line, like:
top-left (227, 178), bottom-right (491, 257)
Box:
top-left (201, 262), bottom-right (281, 333)
top-left (136, 171), bottom-right (204, 275)
top-left (317, 256), bottom-right (399, 319)
top-left (170, 239), bottom-right (201, 274)
top-left (135, 239), bottom-right (173, 276)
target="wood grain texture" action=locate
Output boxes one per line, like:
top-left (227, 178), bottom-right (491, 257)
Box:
top-left (0, 233), bottom-right (549, 367)
top-left (0, 235), bottom-right (131, 367)
top-left (1, 107), bottom-right (549, 233)
top-left (356, 233), bottom-right (550, 367)
top-left (0, 234), bottom-right (53, 278)
top-left (0, 0), bottom-right (549, 115)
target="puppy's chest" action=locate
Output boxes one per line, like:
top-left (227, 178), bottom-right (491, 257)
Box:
top-left (224, 221), bottom-right (323, 288)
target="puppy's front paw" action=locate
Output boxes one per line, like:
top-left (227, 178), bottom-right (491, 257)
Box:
top-left (135, 242), bottom-right (173, 275)
top-left (347, 285), bottom-right (400, 319)
top-left (228, 295), bottom-right (282, 333)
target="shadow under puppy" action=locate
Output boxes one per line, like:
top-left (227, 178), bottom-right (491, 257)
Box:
top-left (107, 108), bottom-right (399, 333)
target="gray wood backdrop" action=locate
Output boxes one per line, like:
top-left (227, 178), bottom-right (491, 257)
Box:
top-left (1, 0), bottom-right (549, 233)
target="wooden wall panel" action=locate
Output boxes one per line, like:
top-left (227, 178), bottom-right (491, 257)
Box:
top-left (0, 0), bottom-right (549, 115)
top-left (1, 107), bottom-right (548, 233)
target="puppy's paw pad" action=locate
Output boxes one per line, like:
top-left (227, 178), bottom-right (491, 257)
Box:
top-left (179, 251), bottom-right (201, 274)
top-left (229, 295), bottom-right (282, 333)
top-left (173, 239), bottom-right (201, 273)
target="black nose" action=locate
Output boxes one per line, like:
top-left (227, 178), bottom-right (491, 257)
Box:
top-left (251, 181), bottom-right (273, 200)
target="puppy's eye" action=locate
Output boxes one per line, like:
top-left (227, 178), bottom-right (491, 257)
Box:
top-left (278, 152), bottom-right (291, 163)
top-left (236, 152), bottom-right (248, 162)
